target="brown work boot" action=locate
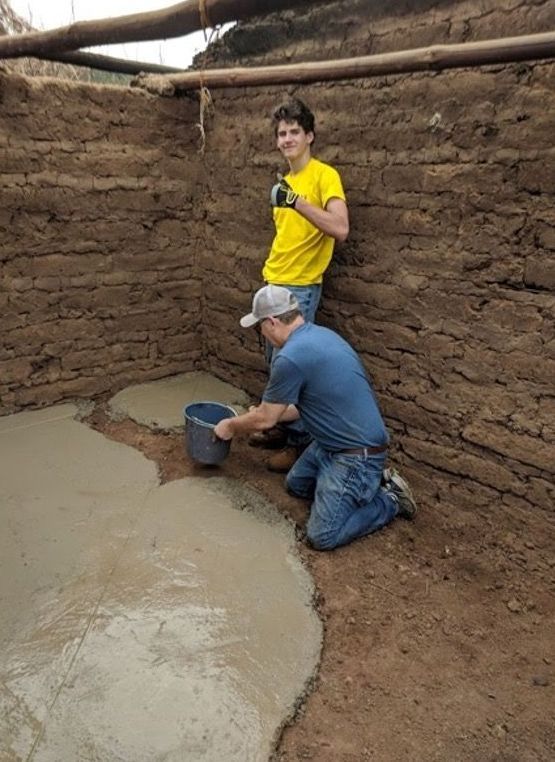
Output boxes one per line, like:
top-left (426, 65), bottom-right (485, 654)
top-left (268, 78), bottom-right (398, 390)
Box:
top-left (267, 446), bottom-right (302, 473)
top-left (248, 427), bottom-right (287, 449)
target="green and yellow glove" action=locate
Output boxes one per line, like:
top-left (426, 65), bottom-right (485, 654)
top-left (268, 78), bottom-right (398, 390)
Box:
top-left (270, 175), bottom-right (298, 208)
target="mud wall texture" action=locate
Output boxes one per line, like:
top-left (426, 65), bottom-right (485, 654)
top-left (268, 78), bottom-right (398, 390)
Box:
top-left (1, 0), bottom-right (553, 518)
top-left (0, 73), bottom-right (203, 411)
top-left (200, 0), bottom-right (555, 516)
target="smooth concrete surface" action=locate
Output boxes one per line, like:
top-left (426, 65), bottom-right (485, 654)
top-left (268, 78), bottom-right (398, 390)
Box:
top-left (0, 404), bottom-right (322, 761)
top-left (108, 371), bottom-right (251, 429)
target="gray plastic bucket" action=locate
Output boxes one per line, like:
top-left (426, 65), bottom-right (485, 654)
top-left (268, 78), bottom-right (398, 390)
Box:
top-left (183, 401), bottom-right (238, 465)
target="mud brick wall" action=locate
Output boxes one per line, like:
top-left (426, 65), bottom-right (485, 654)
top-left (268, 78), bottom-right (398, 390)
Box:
top-left (200, 0), bottom-right (555, 516)
top-left (0, 0), bottom-right (553, 519)
top-left (0, 72), bottom-right (203, 413)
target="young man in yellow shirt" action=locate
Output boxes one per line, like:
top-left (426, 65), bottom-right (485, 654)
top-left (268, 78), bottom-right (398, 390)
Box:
top-left (251, 98), bottom-right (350, 472)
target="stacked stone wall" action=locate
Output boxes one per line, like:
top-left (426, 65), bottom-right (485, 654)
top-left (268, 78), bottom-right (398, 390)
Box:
top-left (200, 0), bottom-right (555, 515)
top-left (0, 73), bottom-right (204, 411)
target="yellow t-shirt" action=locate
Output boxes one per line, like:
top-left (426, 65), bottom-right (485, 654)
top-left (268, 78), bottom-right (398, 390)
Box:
top-left (262, 157), bottom-right (346, 286)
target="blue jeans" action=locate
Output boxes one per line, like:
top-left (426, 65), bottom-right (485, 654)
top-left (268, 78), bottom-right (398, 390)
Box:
top-left (283, 284), bottom-right (322, 323)
top-left (265, 283), bottom-right (322, 364)
top-left (286, 442), bottom-right (398, 550)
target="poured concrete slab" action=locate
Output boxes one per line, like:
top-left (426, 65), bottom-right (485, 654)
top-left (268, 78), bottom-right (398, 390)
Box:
top-left (0, 404), bottom-right (321, 762)
top-left (108, 371), bottom-right (251, 430)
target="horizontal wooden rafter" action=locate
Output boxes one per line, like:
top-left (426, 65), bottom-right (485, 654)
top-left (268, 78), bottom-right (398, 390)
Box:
top-left (0, 0), bottom-right (321, 58)
top-left (30, 49), bottom-right (185, 75)
top-left (133, 30), bottom-right (555, 93)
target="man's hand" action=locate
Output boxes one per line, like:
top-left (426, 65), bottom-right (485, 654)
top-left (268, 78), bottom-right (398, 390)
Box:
top-left (213, 401), bottom-right (288, 440)
top-left (270, 176), bottom-right (298, 209)
top-left (214, 418), bottom-right (233, 441)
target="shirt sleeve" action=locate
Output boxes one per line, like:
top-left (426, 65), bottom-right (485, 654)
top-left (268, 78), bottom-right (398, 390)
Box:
top-left (320, 165), bottom-right (346, 208)
top-left (262, 356), bottom-right (303, 406)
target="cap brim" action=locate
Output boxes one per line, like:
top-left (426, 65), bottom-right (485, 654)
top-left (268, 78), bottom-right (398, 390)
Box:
top-left (240, 313), bottom-right (259, 328)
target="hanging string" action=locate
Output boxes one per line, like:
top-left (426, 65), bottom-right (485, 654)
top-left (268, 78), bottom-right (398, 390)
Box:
top-left (196, 81), bottom-right (213, 154)
top-left (198, 0), bottom-right (212, 42)
top-left (196, 0), bottom-right (218, 154)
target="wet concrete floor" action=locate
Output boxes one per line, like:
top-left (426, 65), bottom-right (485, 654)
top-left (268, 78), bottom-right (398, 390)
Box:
top-left (0, 380), bottom-right (322, 761)
top-left (108, 372), bottom-right (250, 429)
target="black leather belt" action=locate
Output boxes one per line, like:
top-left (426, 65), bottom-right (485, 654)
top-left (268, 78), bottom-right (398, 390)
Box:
top-left (340, 444), bottom-right (388, 456)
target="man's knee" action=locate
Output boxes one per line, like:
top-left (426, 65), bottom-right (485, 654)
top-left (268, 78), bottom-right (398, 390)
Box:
top-left (285, 474), bottom-right (313, 499)
top-left (305, 526), bottom-right (339, 551)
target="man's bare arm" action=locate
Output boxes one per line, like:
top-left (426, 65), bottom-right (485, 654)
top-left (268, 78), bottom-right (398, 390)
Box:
top-left (214, 401), bottom-right (295, 440)
top-left (294, 197), bottom-right (349, 242)
top-left (278, 404), bottom-right (300, 423)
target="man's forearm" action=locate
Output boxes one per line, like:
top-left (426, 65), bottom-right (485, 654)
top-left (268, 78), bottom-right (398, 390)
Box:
top-left (228, 409), bottom-right (273, 436)
top-left (294, 197), bottom-right (349, 242)
top-left (220, 401), bottom-right (288, 439)
top-left (277, 404), bottom-right (300, 423)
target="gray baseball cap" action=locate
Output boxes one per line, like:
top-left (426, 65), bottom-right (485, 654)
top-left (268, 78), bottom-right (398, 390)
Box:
top-left (240, 285), bottom-right (300, 328)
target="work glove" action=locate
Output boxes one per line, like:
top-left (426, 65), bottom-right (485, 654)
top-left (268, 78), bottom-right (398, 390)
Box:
top-left (270, 175), bottom-right (298, 208)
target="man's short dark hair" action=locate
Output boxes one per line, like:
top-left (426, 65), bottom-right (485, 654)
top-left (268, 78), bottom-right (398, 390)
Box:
top-left (275, 308), bottom-right (302, 324)
top-left (273, 98), bottom-right (316, 139)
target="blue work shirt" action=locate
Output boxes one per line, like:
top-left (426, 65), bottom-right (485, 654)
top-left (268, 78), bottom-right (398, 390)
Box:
top-left (262, 323), bottom-right (389, 451)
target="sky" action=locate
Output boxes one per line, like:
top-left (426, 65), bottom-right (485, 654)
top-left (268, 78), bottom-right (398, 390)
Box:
top-left (10, 1), bottom-right (230, 67)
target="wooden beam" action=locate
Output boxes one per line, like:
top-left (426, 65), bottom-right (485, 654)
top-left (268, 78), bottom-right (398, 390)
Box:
top-left (0, 0), bottom-right (320, 58)
top-left (134, 30), bottom-right (555, 93)
top-left (0, 0), bottom-right (183, 74)
top-left (37, 50), bottom-right (185, 75)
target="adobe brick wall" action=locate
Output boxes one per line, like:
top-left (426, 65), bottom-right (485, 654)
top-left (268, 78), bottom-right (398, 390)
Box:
top-left (200, 0), bottom-right (555, 515)
top-left (0, 0), bottom-right (553, 517)
top-left (0, 72), bottom-right (204, 412)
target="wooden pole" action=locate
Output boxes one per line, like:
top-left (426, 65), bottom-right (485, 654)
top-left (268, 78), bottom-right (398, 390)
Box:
top-left (0, 0), bottom-right (321, 58)
top-left (134, 30), bottom-right (555, 93)
top-left (36, 50), bottom-right (185, 75)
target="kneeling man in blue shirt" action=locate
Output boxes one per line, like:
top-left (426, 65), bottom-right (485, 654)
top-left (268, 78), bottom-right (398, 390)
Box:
top-left (214, 285), bottom-right (417, 550)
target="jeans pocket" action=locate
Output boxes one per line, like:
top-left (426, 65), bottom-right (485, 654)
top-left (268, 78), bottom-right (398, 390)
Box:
top-left (331, 453), bottom-right (362, 470)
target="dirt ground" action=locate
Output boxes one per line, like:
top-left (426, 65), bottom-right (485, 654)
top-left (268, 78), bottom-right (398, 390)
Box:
top-left (87, 402), bottom-right (555, 762)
